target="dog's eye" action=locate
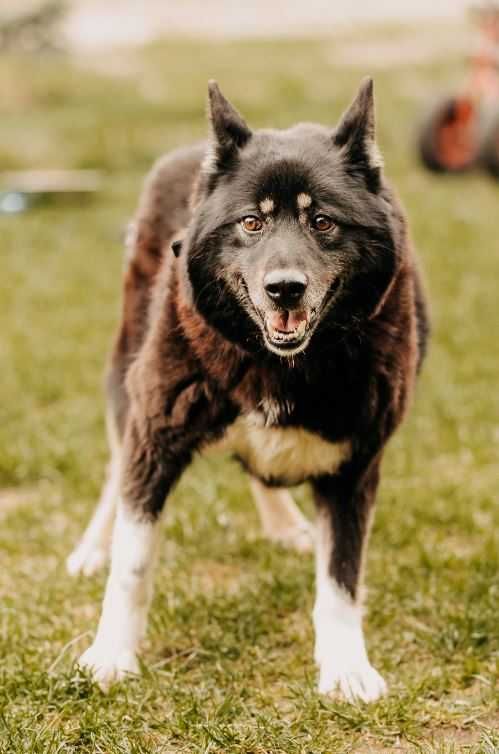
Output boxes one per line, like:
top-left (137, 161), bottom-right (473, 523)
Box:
top-left (241, 216), bottom-right (263, 233)
top-left (312, 215), bottom-right (335, 232)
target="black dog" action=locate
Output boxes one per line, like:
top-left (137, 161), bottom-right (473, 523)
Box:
top-left (68, 79), bottom-right (429, 702)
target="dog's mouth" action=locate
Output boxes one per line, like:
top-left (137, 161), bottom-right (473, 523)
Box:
top-left (248, 279), bottom-right (342, 357)
top-left (263, 308), bottom-right (314, 355)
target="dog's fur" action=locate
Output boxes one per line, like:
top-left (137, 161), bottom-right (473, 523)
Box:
top-left (68, 79), bottom-right (429, 702)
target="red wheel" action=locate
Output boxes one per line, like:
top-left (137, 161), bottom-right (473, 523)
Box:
top-left (418, 96), bottom-right (482, 173)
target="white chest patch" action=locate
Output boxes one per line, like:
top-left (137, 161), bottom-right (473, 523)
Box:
top-left (206, 412), bottom-right (351, 484)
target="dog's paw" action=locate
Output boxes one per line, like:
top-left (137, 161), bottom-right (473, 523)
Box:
top-left (268, 523), bottom-right (314, 553)
top-left (77, 642), bottom-right (140, 689)
top-left (66, 542), bottom-right (109, 577)
top-left (318, 660), bottom-right (387, 703)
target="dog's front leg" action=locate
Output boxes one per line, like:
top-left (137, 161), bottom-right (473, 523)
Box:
top-left (311, 460), bottom-right (387, 703)
top-left (78, 498), bottom-right (160, 686)
top-left (77, 416), bottom-right (191, 688)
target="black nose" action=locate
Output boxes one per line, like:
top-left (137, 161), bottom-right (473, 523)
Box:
top-left (263, 269), bottom-right (308, 307)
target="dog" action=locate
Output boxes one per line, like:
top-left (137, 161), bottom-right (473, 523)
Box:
top-left (67, 78), bottom-right (429, 703)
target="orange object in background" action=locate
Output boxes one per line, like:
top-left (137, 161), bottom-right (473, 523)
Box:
top-left (419, 2), bottom-right (499, 177)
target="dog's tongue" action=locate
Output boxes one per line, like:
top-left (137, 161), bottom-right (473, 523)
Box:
top-left (269, 309), bottom-right (308, 333)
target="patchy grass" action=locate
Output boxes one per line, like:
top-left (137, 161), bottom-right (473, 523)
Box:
top-left (1, 28), bottom-right (498, 753)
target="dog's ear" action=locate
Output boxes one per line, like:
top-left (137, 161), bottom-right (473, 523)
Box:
top-left (203, 80), bottom-right (252, 176)
top-left (333, 78), bottom-right (383, 191)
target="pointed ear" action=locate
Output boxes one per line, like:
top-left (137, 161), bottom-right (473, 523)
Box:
top-left (204, 80), bottom-right (252, 175)
top-left (333, 78), bottom-right (383, 190)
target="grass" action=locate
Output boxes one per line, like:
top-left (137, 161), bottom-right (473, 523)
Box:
top-left (1, 25), bottom-right (498, 753)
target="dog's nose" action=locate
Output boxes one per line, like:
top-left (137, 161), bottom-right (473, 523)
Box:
top-left (263, 269), bottom-right (308, 307)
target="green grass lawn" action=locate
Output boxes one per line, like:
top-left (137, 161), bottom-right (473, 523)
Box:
top-left (1, 28), bottom-right (498, 753)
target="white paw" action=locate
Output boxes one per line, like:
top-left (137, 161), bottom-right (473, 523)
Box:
top-left (66, 542), bottom-right (109, 577)
top-left (318, 659), bottom-right (387, 703)
top-left (78, 642), bottom-right (140, 689)
top-left (268, 523), bottom-right (315, 553)
top-left (313, 579), bottom-right (387, 703)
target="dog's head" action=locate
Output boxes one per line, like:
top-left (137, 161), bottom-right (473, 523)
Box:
top-left (185, 79), bottom-right (400, 358)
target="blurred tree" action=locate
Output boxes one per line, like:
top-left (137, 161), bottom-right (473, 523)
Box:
top-left (0, 0), bottom-right (67, 54)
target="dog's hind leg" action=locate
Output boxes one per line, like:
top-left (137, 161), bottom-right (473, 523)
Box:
top-left (66, 409), bottom-right (120, 577)
top-left (249, 477), bottom-right (314, 553)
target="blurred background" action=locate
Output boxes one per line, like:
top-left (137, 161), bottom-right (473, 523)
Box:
top-left (3, 0), bottom-right (497, 487)
top-left (1, 2), bottom-right (498, 751)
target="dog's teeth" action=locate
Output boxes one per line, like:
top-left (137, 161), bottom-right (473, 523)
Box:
top-left (273, 321), bottom-right (307, 340)
top-left (264, 311), bottom-right (310, 346)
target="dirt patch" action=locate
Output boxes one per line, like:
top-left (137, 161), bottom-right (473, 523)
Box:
top-left (425, 716), bottom-right (499, 748)
top-left (353, 715), bottom-right (499, 753)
